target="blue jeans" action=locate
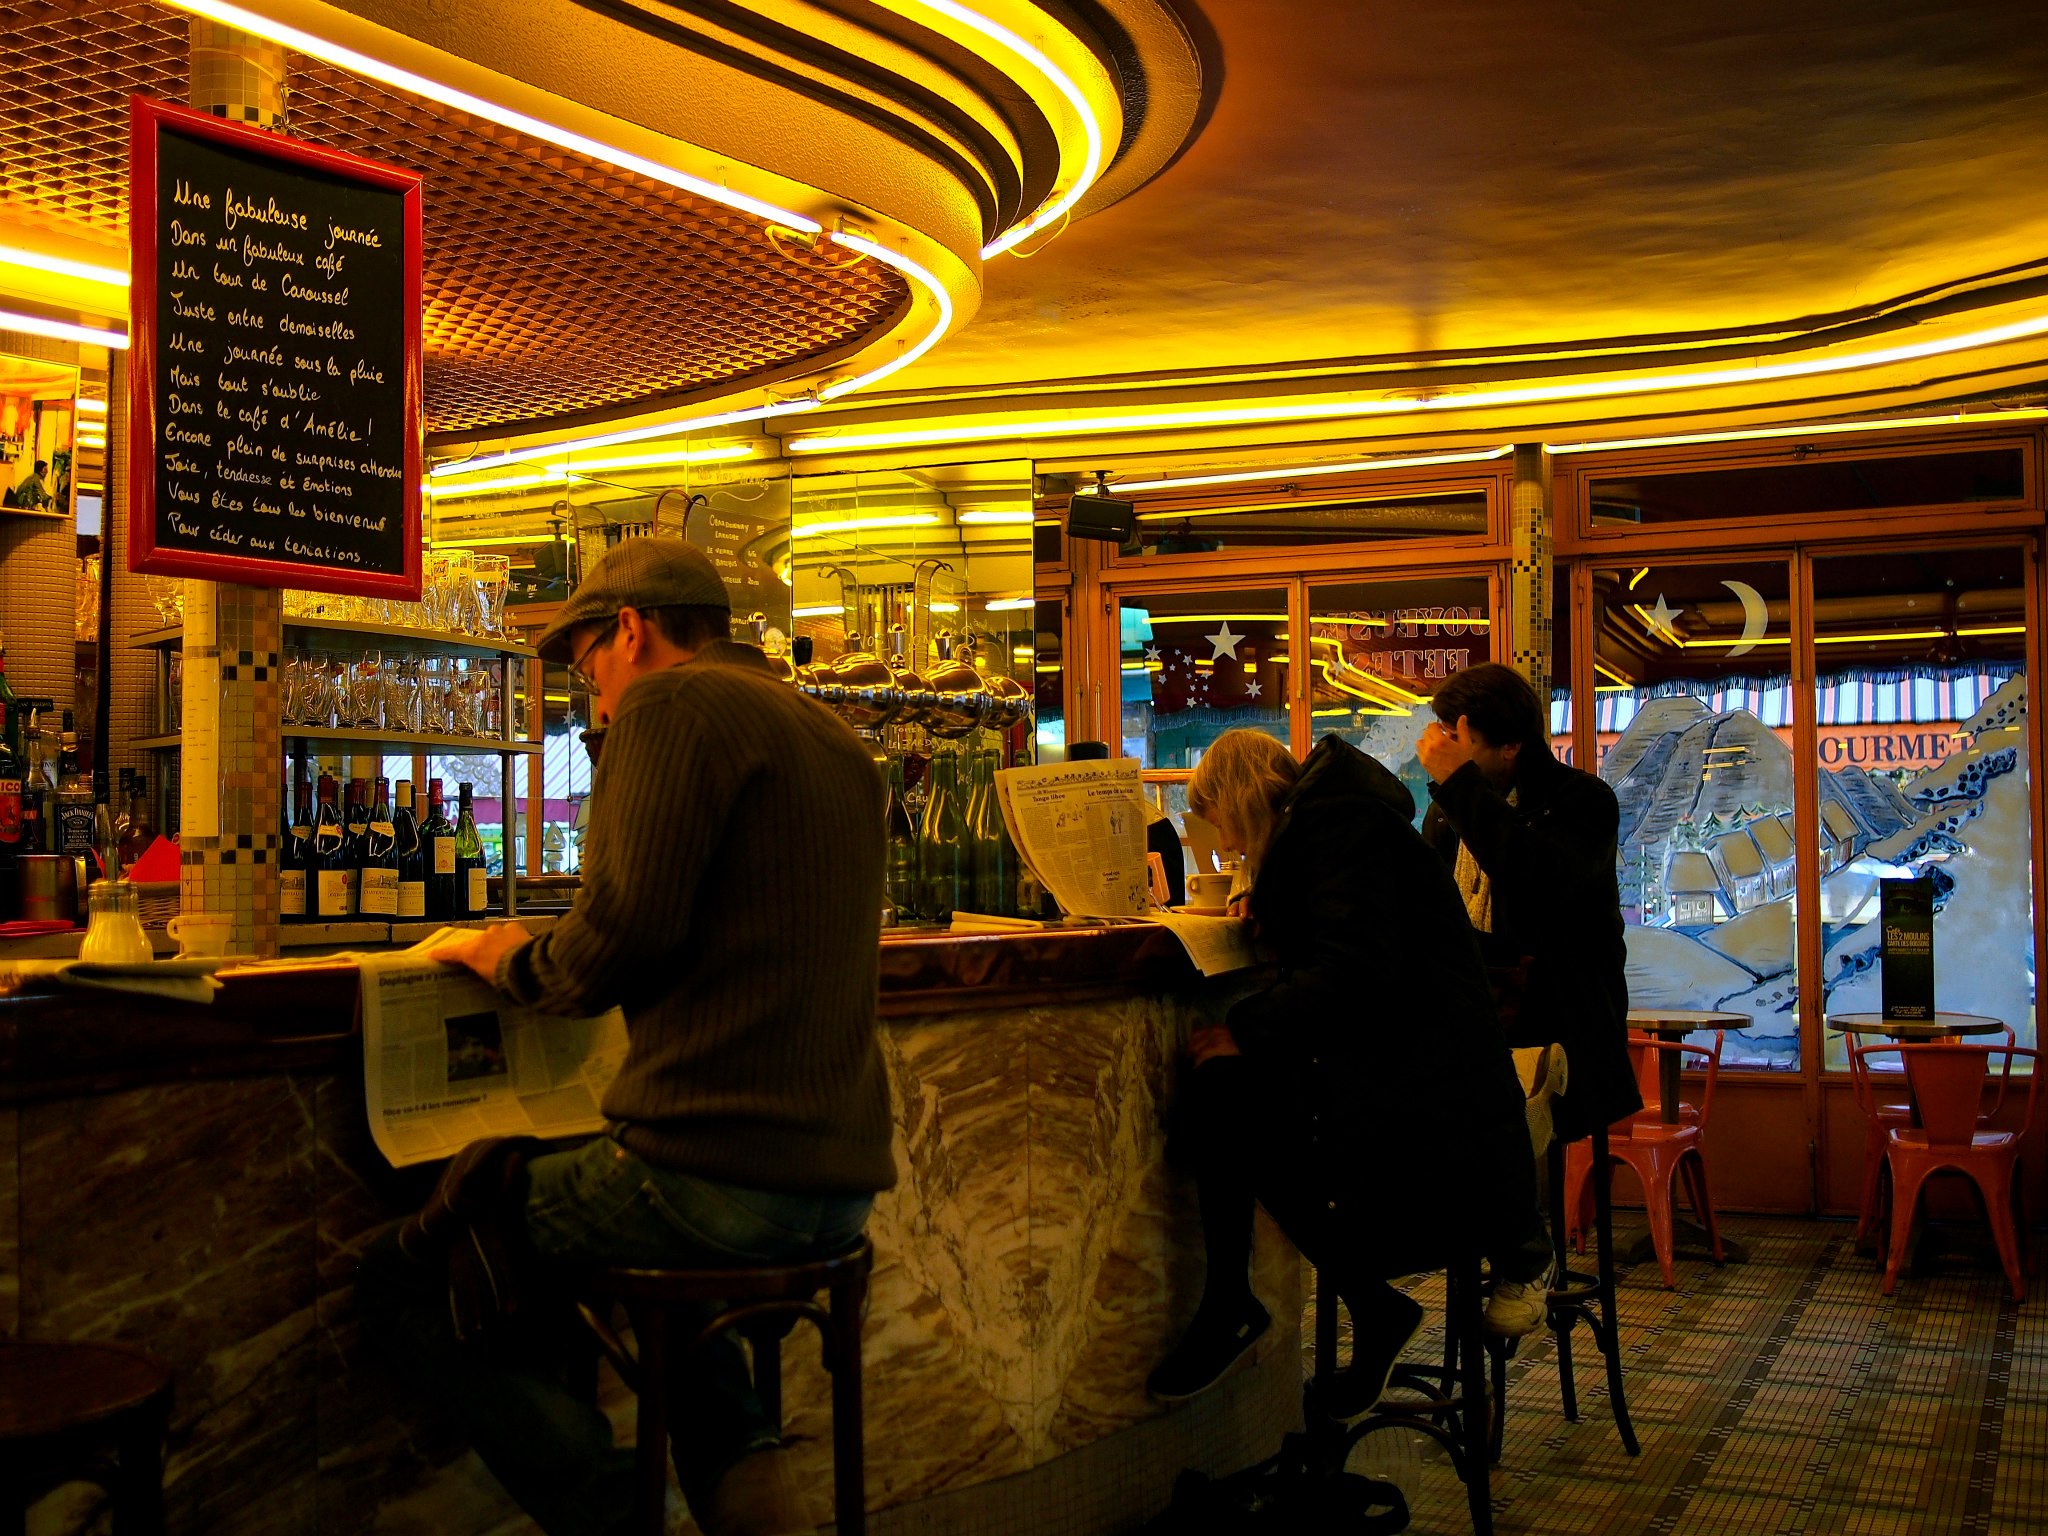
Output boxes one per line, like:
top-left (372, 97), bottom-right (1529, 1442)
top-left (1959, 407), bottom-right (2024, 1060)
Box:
top-left (355, 1136), bottom-right (872, 1536)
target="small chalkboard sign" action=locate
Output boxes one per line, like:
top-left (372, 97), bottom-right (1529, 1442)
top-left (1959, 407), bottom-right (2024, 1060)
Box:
top-left (1880, 875), bottom-right (1936, 1021)
top-left (128, 97), bottom-right (422, 597)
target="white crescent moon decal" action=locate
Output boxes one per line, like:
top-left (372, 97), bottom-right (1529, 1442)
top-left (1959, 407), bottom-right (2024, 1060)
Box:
top-left (1723, 579), bottom-right (1768, 658)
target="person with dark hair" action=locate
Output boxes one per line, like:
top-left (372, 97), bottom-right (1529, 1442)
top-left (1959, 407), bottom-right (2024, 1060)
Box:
top-left (359, 537), bottom-right (893, 1536)
top-left (11, 459), bottom-right (51, 510)
top-left (1418, 662), bottom-right (1642, 1331)
top-left (1146, 730), bottom-right (1546, 1413)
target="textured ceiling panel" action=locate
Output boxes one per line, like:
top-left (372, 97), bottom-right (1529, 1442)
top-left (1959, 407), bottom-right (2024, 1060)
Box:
top-left (0, 0), bottom-right (910, 434)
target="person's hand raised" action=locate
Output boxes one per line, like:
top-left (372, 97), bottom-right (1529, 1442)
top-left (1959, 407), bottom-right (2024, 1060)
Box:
top-left (1417, 715), bottom-right (1480, 784)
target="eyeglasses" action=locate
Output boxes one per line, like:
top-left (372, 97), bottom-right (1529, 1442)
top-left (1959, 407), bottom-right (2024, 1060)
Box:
top-left (567, 620), bottom-right (619, 693)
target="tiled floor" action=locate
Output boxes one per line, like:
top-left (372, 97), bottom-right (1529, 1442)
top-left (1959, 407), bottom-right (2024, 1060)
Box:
top-left (1308, 1216), bottom-right (2043, 1535)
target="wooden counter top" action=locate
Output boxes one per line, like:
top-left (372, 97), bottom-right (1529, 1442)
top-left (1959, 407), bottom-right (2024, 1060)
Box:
top-left (0, 923), bottom-right (1218, 1106)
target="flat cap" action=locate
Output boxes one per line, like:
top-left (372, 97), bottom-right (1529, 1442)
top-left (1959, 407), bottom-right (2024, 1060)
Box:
top-left (534, 536), bottom-right (730, 663)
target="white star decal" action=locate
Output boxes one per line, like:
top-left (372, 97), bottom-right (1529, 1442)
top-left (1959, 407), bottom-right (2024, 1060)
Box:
top-left (1245, 680), bottom-right (1262, 699)
top-left (1646, 594), bottom-right (1683, 643)
top-left (1144, 644), bottom-right (1161, 662)
top-left (1206, 622), bottom-right (1244, 661)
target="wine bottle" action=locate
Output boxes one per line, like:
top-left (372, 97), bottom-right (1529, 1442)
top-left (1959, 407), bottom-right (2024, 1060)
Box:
top-left (917, 747), bottom-right (968, 921)
top-left (358, 776), bottom-right (399, 917)
top-left (56, 718), bottom-right (93, 860)
top-left (280, 751), bottom-right (311, 923)
top-left (454, 782), bottom-right (487, 918)
top-left (393, 779), bottom-right (426, 920)
top-left (313, 774), bottom-right (351, 919)
top-left (116, 774), bottom-right (155, 871)
top-left (422, 778), bottom-right (456, 920)
top-left (0, 701), bottom-right (22, 915)
top-left (0, 631), bottom-right (21, 766)
top-left (883, 755), bottom-right (919, 920)
top-left (965, 739), bottom-right (1017, 917)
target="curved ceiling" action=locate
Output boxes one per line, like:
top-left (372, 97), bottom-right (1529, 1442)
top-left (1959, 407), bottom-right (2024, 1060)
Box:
top-left (789, 0), bottom-right (2048, 461)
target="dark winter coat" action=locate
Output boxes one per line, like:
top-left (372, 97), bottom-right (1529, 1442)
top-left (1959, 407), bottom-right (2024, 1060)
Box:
top-left (1421, 750), bottom-right (1641, 1143)
top-left (1223, 736), bottom-right (1541, 1279)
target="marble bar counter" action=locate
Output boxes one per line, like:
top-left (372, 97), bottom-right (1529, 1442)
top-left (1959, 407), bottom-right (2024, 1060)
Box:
top-left (2, 926), bottom-right (1301, 1536)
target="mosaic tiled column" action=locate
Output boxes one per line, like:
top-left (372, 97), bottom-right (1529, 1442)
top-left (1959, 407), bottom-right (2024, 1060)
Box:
top-left (180, 24), bottom-right (286, 955)
top-left (1507, 443), bottom-right (1554, 700)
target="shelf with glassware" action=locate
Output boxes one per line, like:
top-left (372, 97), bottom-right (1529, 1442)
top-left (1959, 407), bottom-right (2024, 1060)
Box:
top-left (129, 614), bottom-right (538, 915)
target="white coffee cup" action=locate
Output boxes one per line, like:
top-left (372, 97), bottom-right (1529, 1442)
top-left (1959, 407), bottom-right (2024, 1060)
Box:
top-left (167, 912), bottom-right (235, 958)
top-left (1187, 872), bottom-right (1235, 907)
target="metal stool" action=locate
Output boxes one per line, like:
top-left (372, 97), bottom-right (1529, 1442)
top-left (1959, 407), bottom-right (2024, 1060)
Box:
top-left (579, 1236), bottom-right (873, 1536)
top-left (1305, 1255), bottom-right (1494, 1536)
top-left (1487, 1127), bottom-right (1639, 1458)
top-left (0, 1340), bottom-right (173, 1536)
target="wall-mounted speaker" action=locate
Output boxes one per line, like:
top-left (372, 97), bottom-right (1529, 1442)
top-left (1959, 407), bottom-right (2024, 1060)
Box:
top-left (1066, 492), bottom-right (1137, 542)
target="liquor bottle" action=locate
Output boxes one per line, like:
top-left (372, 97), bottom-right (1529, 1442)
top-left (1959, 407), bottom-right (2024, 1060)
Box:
top-left (917, 746), bottom-right (968, 921)
top-left (883, 755), bottom-right (919, 919)
top-left (421, 778), bottom-right (457, 920)
top-left (313, 774), bottom-right (352, 919)
top-left (965, 739), bottom-right (1017, 918)
top-left (453, 782), bottom-right (488, 917)
top-left (393, 780), bottom-right (426, 920)
top-left (358, 776), bottom-right (399, 918)
top-left (0, 701), bottom-right (22, 913)
top-left (280, 752), bottom-right (311, 923)
top-left (116, 775), bottom-right (155, 871)
top-left (56, 716), bottom-right (92, 860)
top-left (113, 766), bottom-right (133, 843)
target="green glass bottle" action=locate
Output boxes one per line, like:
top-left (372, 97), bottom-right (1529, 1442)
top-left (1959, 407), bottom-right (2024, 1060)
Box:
top-left (882, 755), bottom-right (919, 920)
top-left (918, 746), bottom-right (968, 921)
top-left (965, 739), bottom-right (1017, 917)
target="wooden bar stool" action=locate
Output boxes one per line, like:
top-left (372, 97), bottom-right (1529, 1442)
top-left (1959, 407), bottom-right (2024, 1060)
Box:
top-left (578, 1237), bottom-right (874, 1536)
top-left (1305, 1255), bottom-right (1495, 1535)
top-left (0, 1340), bottom-right (173, 1536)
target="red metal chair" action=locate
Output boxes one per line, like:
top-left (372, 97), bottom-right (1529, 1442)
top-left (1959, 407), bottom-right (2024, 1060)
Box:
top-left (1566, 1032), bottom-right (1725, 1289)
top-left (1848, 1029), bottom-right (2016, 1244)
top-left (1849, 1043), bottom-right (2039, 1301)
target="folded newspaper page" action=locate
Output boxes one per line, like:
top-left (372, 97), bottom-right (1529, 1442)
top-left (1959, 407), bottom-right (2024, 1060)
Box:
top-left (995, 758), bottom-right (1257, 977)
top-left (360, 928), bottom-right (628, 1168)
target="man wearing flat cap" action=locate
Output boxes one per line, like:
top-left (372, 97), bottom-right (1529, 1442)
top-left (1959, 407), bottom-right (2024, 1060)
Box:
top-left (359, 537), bottom-right (892, 1536)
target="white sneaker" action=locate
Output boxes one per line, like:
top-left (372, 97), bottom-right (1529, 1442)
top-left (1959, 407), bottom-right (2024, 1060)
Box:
top-left (1484, 1258), bottom-right (1556, 1339)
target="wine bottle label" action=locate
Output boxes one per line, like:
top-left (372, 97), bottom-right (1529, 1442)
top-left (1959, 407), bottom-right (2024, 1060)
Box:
top-left (317, 869), bottom-right (352, 916)
top-left (370, 821), bottom-right (395, 838)
top-left (467, 866), bottom-right (488, 912)
top-left (58, 804), bottom-right (94, 855)
top-left (291, 823), bottom-right (312, 840)
top-left (433, 836), bottom-right (455, 875)
top-left (279, 869), bottom-right (307, 917)
top-left (397, 880), bottom-right (426, 918)
top-left (360, 867), bottom-right (399, 915)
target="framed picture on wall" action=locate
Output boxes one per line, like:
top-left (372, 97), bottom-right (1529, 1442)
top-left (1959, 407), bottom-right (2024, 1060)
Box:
top-left (0, 353), bottom-right (80, 523)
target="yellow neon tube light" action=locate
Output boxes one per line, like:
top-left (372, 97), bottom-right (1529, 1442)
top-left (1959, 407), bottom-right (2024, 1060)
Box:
top-left (1677, 624), bottom-right (2027, 649)
top-left (430, 444), bottom-right (755, 494)
top-left (1628, 568), bottom-right (1649, 590)
top-left (792, 605), bottom-right (844, 618)
top-left (161, 1), bottom-right (821, 232)
top-left (893, 1), bottom-right (1105, 257)
top-left (432, 401), bottom-right (817, 478)
top-left (788, 309), bottom-right (2048, 455)
top-left (426, 533), bottom-right (552, 548)
top-left (956, 509), bottom-right (1036, 524)
top-left (1549, 408), bottom-right (2048, 455)
top-left (1113, 447), bottom-right (1512, 493)
top-left (0, 245), bottom-right (129, 288)
top-left (1594, 659), bottom-right (1634, 687)
top-left (793, 513), bottom-right (942, 538)
top-left (76, 398), bottom-right (107, 416)
top-left (816, 231), bottom-right (955, 399)
top-left (1135, 612), bottom-right (1288, 624)
top-left (984, 596), bottom-right (1037, 611)
top-left (0, 310), bottom-right (127, 349)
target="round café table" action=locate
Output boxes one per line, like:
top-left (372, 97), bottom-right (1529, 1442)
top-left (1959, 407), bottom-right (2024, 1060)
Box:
top-left (1826, 1011), bottom-right (2007, 1042)
top-left (1621, 1008), bottom-right (1752, 1266)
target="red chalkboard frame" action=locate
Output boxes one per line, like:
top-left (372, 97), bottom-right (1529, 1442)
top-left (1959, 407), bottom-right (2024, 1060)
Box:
top-left (128, 96), bottom-right (423, 599)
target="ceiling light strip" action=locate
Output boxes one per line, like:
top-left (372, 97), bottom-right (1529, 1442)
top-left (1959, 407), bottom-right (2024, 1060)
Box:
top-left (817, 233), bottom-right (956, 400)
top-left (1548, 408), bottom-right (2048, 454)
top-left (162, 1), bottom-right (821, 232)
top-left (787, 309), bottom-right (2048, 455)
top-left (895, 0), bottom-right (1106, 258)
top-left (0, 245), bottom-right (129, 288)
top-left (0, 309), bottom-right (129, 349)
top-left (431, 401), bottom-right (817, 478)
top-left (1113, 446), bottom-right (1512, 492)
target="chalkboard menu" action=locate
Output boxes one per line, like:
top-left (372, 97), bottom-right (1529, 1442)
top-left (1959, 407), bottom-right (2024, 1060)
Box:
top-left (128, 97), bottom-right (422, 597)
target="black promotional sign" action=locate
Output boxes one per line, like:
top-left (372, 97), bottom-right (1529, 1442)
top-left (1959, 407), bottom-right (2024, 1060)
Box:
top-left (1880, 875), bottom-right (1936, 1021)
top-left (128, 97), bottom-right (422, 597)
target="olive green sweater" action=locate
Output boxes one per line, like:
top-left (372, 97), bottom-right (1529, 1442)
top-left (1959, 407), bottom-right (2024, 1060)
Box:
top-left (497, 642), bottom-right (896, 1193)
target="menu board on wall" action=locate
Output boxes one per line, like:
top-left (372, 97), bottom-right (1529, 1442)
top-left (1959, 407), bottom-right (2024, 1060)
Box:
top-left (128, 97), bottom-right (422, 597)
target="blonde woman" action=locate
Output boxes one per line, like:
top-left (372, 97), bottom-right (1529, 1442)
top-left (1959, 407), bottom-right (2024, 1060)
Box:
top-left (1148, 730), bottom-right (1546, 1414)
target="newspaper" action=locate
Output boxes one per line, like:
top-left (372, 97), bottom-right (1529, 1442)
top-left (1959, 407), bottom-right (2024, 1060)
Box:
top-left (360, 928), bottom-right (629, 1168)
top-left (995, 758), bottom-right (1258, 977)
